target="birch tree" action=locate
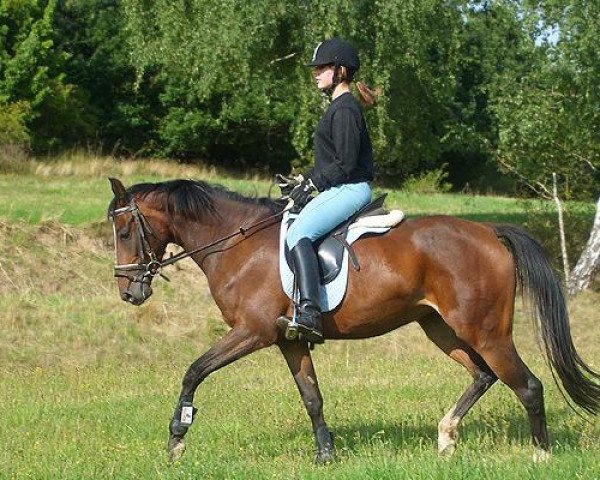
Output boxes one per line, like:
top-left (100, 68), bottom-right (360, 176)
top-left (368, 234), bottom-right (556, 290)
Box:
top-left (568, 197), bottom-right (600, 295)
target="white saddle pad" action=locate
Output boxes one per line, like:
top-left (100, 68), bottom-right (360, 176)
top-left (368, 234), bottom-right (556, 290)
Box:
top-left (279, 209), bottom-right (404, 312)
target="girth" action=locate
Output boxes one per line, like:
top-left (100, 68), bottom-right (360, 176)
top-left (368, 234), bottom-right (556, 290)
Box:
top-left (284, 194), bottom-right (388, 284)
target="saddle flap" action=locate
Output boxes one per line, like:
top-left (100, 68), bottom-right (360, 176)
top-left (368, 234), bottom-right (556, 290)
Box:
top-left (284, 194), bottom-right (392, 285)
top-left (279, 204), bottom-right (403, 312)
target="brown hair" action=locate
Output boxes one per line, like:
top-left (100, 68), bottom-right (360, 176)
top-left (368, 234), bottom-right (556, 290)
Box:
top-left (355, 82), bottom-right (379, 108)
top-left (334, 66), bottom-right (379, 108)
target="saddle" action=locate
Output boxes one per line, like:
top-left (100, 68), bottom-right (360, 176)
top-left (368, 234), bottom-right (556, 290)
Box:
top-left (284, 195), bottom-right (389, 284)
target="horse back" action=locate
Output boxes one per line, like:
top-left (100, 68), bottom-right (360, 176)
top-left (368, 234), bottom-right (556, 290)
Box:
top-left (329, 215), bottom-right (516, 339)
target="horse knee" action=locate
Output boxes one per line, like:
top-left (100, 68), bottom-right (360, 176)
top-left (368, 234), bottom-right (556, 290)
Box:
top-left (302, 391), bottom-right (323, 418)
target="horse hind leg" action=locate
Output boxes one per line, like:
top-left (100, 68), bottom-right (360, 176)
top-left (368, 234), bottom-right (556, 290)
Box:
top-left (475, 335), bottom-right (550, 461)
top-left (418, 314), bottom-right (498, 457)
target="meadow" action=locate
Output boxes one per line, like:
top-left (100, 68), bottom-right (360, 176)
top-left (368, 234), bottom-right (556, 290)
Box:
top-left (0, 156), bottom-right (598, 479)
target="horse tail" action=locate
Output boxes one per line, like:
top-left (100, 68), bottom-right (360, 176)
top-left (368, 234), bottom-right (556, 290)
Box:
top-left (493, 224), bottom-right (600, 415)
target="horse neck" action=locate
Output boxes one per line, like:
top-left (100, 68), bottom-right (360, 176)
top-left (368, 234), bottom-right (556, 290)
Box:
top-left (172, 196), bottom-right (280, 276)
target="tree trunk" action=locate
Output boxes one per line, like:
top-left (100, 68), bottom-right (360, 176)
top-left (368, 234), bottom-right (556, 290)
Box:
top-left (568, 196), bottom-right (600, 295)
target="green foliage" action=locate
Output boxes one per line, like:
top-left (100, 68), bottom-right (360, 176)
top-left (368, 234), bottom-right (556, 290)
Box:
top-left (1, 0), bottom-right (600, 196)
top-left (401, 165), bottom-right (452, 195)
top-left (491, 0), bottom-right (600, 200)
top-left (54, 0), bottom-right (163, 153)
top-left (122, 0), bottom-right (298, 169)
top-left (368, 0), bottom-right (463, 180)
top-left (442, 1), bottom-right (530, 191)
top-left (0, 0), bottom-right (90, 150)
top-left (0, 100), bottom-right (29, 144)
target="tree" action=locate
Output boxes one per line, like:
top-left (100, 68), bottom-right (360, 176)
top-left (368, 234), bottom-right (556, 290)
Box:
top-left (0, 0), bottom-right (93, 150)
top-left (568, 197), bottom-right (600, 294)
top-left (54, 0), bottom-right (162, 153)
top-left (492, 0), bottom-right (600, 200)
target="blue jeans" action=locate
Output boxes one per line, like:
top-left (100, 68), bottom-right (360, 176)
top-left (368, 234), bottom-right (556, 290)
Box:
top-left (286, 182), bottom-right (372, 249)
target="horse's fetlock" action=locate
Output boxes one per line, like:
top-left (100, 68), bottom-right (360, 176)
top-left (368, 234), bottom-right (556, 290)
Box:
top-left (315, 424), bottom-right (334, 449)
top-left (170, 400), bottom-right (198, 436)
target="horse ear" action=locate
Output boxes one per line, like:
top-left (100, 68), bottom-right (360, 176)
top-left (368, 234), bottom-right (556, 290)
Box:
top-left (109, 177), bottom-right (127, 199)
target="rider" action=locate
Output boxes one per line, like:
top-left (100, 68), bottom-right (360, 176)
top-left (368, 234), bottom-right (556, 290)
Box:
top-left (282, 38), bottom-right (376, 344)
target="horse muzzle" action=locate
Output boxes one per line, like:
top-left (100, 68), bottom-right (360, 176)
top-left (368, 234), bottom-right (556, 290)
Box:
top-left (120, 280), bottom-right (153, 306)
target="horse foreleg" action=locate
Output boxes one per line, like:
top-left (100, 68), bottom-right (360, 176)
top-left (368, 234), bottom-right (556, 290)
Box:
top-left (168, 326), bottom-right (264, 462)
top-left (419, 314), bottom-right (497, 456)
top-left (278, 340), bottom-right (334, 464)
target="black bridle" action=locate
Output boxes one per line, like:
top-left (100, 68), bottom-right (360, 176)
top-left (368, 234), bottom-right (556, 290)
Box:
top-left (109, 196), bottom-right (292, 283)
top-left (110, 198), bottom-right (165, 283)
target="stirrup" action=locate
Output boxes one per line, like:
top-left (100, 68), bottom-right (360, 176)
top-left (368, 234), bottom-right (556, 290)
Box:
top-left (276, 316), bottom-right (324, 344)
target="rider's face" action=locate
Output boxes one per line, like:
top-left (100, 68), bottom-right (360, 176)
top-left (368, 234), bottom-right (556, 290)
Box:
top-left (313, 65), bottom-right (335, 90)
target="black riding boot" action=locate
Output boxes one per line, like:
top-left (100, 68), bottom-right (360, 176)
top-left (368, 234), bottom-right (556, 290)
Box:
top-left (291, 238), bottom-right (324, 344)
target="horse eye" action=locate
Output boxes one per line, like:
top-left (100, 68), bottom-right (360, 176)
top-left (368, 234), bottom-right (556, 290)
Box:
top-left (119, 228), bottom-right (131, 240)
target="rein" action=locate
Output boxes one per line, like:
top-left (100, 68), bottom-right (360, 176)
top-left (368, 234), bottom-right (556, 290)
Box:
top-left (110, 197), bottom-right (292, 282)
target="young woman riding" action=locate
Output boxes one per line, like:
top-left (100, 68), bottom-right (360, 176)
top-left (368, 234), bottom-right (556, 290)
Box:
top-left (282, 38), bottom-right (377, 344)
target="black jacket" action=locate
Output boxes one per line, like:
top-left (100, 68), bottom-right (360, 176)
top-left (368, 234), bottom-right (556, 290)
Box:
top-left (306, 92), bottom-right (374, 192)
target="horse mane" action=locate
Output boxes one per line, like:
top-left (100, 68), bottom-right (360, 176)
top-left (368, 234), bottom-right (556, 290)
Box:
top-left (111, 179), bottom-right (285, 221)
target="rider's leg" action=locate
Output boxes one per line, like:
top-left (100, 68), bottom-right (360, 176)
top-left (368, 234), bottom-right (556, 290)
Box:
top-left (290, 237), bottom-right (324, 343)
top-left (284, 183), bottom-right (371, 343)
top-left (286, 182), bottom-right (372, 248)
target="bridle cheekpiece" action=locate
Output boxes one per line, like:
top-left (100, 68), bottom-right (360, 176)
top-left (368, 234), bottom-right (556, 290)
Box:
top-left (109, 197), bottom-right (165, 283)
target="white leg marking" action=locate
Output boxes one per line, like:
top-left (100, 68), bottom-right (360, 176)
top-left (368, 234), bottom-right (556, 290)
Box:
top-left (169, 439), bottom-right (186, 462)
top-left (438, 405), bottom-right (460, 457)
top-left (533, 447), bottom-right (551, 463)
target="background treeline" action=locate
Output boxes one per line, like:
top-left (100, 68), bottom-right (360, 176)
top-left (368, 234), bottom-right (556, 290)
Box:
top-left (1, 0), bottom-right (598, 197)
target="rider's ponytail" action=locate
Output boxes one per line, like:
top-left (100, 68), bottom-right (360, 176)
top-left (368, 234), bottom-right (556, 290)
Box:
top-left (333, 65), bottom-right (379, 108)
top-left (355, 82), bottom-right (379, 108)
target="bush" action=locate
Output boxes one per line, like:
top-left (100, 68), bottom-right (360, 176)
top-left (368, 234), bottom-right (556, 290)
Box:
top-left (401, 165), bottom-right (452, 194)
top-left (0, 102), bottom-right (30, 146)
top-left (0, 143), bottom-right (31, 174)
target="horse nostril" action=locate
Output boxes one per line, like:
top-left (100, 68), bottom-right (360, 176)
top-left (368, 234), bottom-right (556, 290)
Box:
top-left (121, 291), bottom-right (133, 302)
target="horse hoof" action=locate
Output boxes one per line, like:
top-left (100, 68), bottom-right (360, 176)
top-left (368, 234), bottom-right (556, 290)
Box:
top-left (314, 447), bottom-right (335, 465)
top-left (533, 448), bottom-right (551, 463)
top-left (168, 437), bottom-right (186, 463)
top-left (438, 442), bottom-right (456, 458)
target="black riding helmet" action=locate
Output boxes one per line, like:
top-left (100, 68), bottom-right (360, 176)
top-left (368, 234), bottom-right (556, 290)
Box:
top-left (307, 38), bottom-right (360, 72)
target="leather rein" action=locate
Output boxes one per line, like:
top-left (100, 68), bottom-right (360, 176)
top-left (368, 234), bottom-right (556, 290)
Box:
top-left (109, 197), bottom-right (291, 283)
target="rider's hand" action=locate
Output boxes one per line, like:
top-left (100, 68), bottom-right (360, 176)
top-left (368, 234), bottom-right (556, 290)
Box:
top-left (275, 173), bottom-right (302, 198)
top-left (289, 178), bottom-right (316, 207)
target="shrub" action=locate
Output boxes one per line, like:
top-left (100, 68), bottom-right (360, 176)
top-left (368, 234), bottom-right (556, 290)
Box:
top-left (401, 165), bottom-right (452, 194)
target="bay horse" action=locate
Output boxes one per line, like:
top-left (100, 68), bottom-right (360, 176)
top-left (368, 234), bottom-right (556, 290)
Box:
top-left (107, 177), bottom-right (600, 463)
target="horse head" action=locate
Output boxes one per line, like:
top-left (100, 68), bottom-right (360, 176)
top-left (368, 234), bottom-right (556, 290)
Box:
top-left (108, 177), bottom-right (169, 306)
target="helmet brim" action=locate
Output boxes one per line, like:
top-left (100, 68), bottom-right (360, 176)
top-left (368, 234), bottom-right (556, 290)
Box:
top-left (306, 60), bottom-right (333, 67)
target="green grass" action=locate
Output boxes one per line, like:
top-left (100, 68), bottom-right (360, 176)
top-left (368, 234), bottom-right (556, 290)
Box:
top-left (0, 157), bottom-right (564, 227)
top-left (0, 347), bottom-right (598, 479)
top-left (0, 157), bottom-right (599, 479)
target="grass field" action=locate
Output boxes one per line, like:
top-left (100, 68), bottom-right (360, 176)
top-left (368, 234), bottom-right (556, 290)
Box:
top-left (0, 156), bottom-right (598, 479)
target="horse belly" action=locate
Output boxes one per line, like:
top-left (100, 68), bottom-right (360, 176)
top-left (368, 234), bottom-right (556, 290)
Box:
top-left (326, 301), bottom-right (432, 339)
